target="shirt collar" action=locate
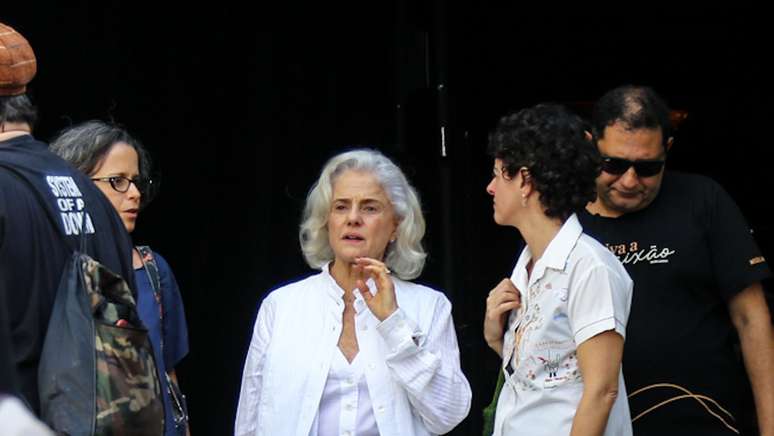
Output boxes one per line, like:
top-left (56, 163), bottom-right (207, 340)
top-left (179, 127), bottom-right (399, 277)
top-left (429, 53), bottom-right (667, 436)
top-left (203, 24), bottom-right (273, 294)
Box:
top-left (540, 213), bottom-right (583, 271)
top-left (321, 262), bottom-right (372, 314)
top-left (513, 213), bottom-right (583, 286)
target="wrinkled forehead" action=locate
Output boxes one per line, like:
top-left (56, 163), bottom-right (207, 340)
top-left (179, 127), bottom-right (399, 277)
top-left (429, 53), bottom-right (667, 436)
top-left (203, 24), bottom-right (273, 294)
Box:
top-left (598, 123), bottom-right (666, 159)
top-left (331, 169), bottom-right (390, 201)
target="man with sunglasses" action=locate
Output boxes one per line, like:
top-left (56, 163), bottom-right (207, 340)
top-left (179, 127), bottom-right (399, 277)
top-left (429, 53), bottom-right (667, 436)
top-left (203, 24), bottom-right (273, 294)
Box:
top-left (0, 21), bottom-right (136, 431)
top-left (579, 85), bottom-right (773, 436)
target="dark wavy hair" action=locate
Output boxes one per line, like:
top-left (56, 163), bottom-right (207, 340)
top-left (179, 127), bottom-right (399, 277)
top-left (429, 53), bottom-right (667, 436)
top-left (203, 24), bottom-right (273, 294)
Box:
top-left (0, 94), bottom-right (38, 128)
top-left (488, 103), bottom-right (601, 221)
top-left (50, 120), bottom-right (151, 180)
top-left (50, 120), bottom-right (157, 206)
top-left (592, 85), bottom-right (672, 147)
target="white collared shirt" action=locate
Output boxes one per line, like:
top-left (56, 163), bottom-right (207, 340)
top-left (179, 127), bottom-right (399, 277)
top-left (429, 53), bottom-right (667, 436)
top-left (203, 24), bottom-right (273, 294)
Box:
top-left (235, 264), bottom-right (472, 436)
top-left (494, 214), bottom-right (634, 436)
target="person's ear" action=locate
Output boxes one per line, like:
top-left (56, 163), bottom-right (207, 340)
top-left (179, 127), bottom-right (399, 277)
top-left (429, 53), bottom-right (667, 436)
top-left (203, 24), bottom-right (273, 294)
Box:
top-left (584, 130), bottom-right (593, 141)
top-left (518, 167), bottom-right (534, 195)
top-left (518, 168), bottom-right (530, 187)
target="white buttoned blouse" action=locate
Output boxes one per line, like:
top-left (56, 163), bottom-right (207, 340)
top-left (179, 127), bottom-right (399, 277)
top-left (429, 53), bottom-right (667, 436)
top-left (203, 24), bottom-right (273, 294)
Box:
top-left (493, 214), bottom-right (634, 436)
top-left (235, 264), bottom-right (471, 436)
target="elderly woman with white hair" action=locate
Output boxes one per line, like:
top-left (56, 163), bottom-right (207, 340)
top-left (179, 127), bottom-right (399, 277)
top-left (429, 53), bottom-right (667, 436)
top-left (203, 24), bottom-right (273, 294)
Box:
top-left (235, 149), bottom-right (471, 436)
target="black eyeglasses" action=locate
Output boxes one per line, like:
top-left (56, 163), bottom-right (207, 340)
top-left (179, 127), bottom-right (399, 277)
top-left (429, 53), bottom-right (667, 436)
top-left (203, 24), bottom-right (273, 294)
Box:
top-left (600, 156), bottom-right (665, 177)
top-left (91, 176), bottom-right (152, 194)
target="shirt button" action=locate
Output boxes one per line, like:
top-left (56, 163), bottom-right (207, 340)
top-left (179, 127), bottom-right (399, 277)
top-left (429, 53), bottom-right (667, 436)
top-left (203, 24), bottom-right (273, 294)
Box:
top-left (378, 405), bottom-right (385, 413)
top-left (360, 323), bottom-right (368, 331)
top-left (343, 431), bottom-right (352, 436)
top-left (345, 403), bottom-right (355, 411)
top-left (346, 377), bottom-right (355, 385)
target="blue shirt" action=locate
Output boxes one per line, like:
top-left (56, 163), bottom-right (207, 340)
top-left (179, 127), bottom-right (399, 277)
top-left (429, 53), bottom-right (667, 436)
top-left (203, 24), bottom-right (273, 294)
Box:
top-left (134, 251), bottom-right (189, 436)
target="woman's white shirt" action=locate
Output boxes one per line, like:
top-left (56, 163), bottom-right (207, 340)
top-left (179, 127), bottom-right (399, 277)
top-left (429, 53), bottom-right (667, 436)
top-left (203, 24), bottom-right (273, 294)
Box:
top-left (235, 264), bottom-right (471, 436)
top-left (493, 214), bottom-right (634, 436)
top-left (313, 330), bottom-right (378, 436)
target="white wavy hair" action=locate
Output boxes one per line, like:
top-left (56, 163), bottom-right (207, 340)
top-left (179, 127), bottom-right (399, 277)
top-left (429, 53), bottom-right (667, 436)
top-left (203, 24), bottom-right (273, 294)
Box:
top-left (299, 149), bottom-right (427, 280)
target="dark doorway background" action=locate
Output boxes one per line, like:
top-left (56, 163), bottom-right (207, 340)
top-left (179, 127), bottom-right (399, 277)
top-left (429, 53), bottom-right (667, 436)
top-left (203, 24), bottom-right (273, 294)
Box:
top-left (3, 3), bottom-right (770, 434)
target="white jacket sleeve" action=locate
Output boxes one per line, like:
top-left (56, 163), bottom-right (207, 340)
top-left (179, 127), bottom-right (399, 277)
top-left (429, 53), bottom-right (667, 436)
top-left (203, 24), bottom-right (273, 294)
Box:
top-left (375, 296), bottom-right (472, 434)
top-left (234, 296), bottom-right (276, 436)
top-left (0, 396), bottom-right (55, 436)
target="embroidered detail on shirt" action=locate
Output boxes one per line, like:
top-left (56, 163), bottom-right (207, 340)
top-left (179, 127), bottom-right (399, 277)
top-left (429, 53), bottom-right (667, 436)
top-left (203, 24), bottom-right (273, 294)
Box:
top-left (539, 353), bottom-right (560, 378)
top-left (528, 283), bottom-right (546, 301)
top-left (537, 350), bottom-right (580, 389)
top-left (750, 256), bottom-right (766, 266)
top-left (553, 287), bottom-right (568, 302)
top-left (509, 303), bottom-right (544, 390)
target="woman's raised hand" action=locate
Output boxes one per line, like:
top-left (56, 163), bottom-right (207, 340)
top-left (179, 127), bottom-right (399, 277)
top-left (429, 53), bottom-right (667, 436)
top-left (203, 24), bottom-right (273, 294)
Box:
top-left (354, 257), bottom-right (397, 322)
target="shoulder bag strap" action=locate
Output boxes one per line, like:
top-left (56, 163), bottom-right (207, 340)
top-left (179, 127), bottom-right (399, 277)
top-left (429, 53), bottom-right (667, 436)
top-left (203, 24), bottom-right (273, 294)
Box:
top-left (135, 245), bottom-right (189, 427)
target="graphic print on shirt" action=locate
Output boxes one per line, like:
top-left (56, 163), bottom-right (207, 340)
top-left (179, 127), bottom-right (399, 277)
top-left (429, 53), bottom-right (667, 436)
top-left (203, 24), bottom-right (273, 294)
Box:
top-left (511, 301), bottom-right (544, 392)
top-left (534, 344), bottom-right (579, 389)
top-left (511, 278), bottom-right (581, 392)
top-left (551, 285), bottom-right (568, 303)
top-left (605, 240), bottom-right (675, 265)
top-left (46, 175), bottom-right (95, 235)
top-left (539, 352), bottom-right (559, 377)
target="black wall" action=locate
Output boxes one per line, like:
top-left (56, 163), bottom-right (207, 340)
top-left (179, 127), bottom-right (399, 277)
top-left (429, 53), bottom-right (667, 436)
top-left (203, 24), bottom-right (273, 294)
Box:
top-left (3, 3), bottom-right (770, 434)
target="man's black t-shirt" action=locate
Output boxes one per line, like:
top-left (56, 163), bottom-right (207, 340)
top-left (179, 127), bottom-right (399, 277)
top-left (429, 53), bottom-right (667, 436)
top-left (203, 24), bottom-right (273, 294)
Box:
top-left (0, 282), bottom-right (17, 395)
top-left (579, 171), bottom-right (771, 435)
top-left (0, 135), bottom-right (136, 413)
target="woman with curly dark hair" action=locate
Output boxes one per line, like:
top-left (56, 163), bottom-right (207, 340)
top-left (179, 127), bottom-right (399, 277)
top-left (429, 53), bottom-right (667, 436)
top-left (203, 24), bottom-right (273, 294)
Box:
top-left (483, 104), bottom-right (634, 436)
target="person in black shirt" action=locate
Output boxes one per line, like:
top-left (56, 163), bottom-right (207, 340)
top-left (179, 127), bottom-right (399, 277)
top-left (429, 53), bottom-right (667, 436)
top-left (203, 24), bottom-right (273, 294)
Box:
top-left (0, 21), bottom-right (136, 422)
top-left (578, 85), bottom-right (773, 435)
top-left (0, 290), bottom-right (17, 395)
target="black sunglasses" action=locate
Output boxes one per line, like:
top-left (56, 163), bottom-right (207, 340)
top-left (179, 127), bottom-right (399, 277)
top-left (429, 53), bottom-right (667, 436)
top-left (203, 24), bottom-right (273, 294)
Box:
top-left (601, 156), bottom-right (665, 177)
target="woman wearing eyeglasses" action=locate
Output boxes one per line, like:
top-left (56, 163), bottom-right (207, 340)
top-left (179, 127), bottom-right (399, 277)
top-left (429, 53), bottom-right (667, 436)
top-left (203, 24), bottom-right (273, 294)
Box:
top-left (483, 104), bottom-right (633, 436)
top-left (50, 121), bottom-right (190, 436)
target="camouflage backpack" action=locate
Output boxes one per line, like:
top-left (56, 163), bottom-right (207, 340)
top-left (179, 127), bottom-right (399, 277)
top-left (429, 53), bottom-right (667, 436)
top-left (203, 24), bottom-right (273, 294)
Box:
top-left (0, 160), bottom-right (164, 435)
top-left (38, 251), bottom-right (164, 435)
